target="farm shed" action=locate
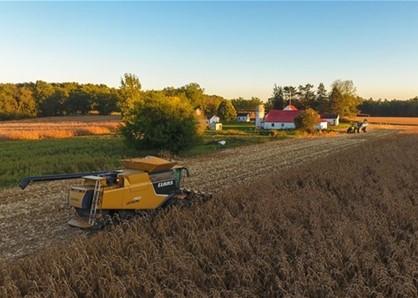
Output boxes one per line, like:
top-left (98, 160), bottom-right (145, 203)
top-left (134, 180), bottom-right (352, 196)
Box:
top-left (208, 115), bottom-right (220, 126)
top-left (236, 112), bottom-right (251, 122)
top-left (208, 115), bottom-right (222, 130)
top-left (210, 122), bottom-right (223, 130)
top-left (321, 113), bottom-right (340, 126)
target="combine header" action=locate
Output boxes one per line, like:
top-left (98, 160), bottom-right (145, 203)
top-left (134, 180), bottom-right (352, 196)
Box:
top-left (20, 156), bottom-right (211, 228)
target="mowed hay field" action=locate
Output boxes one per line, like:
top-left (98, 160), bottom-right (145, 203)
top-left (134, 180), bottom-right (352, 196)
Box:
top-left (0, 115), bottom-right (121, 140)
top-left (1, 134), bottom-right (417, 297)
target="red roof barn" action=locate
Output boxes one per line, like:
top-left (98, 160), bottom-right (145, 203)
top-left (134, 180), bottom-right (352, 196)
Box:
top-left (262, 104), bottom-right (328, 130)
top-left (264, 110), bottom-right (301, 123)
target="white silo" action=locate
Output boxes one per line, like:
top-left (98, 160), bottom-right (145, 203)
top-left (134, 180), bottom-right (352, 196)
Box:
top-left (255, 104), bottom-right (265, 128)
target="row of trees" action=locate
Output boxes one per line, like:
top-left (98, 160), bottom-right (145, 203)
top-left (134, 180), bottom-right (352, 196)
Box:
top-left (267, 80), bottom-right (361, 118)
top-left (0, 75), bottom-right (235, 121)
top-left (0, 81), bottom-right (120, 120)
top-left (2, 75), bottom-right (417, 121)
top-left (359, 97), bottom-right (418, 117)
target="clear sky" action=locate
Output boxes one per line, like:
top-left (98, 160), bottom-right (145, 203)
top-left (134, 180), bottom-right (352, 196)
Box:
top-left (0, 2), bottom-right (417, 100)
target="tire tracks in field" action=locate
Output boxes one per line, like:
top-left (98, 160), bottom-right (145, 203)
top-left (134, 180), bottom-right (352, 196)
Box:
top-left (184, 132), bottom-right (392, 193)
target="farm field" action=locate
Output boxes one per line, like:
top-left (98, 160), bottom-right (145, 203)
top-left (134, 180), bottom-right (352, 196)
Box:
top-left (0, 136), bottom-right (138, 188)
top-left (353, 116), bottom-right (418, 126)
top-left (0, 116), bottom-right (258, 141)
top-left (0, 129), bottom-right (394, 262)
top-left (0, 130), bottom-right (417, 296)
top-left (0, 115), bottom-right (121, 140)
top-left (0, 132), bottom-right (273, 189)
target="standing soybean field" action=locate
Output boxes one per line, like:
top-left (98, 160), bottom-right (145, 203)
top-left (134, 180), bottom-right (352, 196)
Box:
top-left (1, 131), bottom-right (417, 297)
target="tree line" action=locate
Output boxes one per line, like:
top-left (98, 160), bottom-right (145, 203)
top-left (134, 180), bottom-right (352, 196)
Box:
top-left (267, 81), bottom-right (418, 117)
top-left (0, 81), bottom-right (121, 120)
top-left (359, 97), bottom-right (418, 117)
top-left (0, 74), bottom-right (242, 121)
top-left (2, 75), bottom-right (416, 121)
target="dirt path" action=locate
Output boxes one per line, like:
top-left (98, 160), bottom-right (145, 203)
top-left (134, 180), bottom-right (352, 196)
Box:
top-left (0, 130), bottom-right (394, 261)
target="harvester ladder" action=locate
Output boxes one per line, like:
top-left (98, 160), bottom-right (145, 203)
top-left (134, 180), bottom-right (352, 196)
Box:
top-left (89, 180), bottom-right (102, 226)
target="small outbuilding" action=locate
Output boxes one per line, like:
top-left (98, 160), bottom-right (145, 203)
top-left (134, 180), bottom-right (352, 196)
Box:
top-left (320, 113), bottom-right (340, 126)
top-left (236, 112), bottom-right (251, 122)
top-left (210, 122), bottom-right (223, 131)
top-left (208, 115), bottom-right (222, 130)
top-left (209, 115), bottom-right (220, 125)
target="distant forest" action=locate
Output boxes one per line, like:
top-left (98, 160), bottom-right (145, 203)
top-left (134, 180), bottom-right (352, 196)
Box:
top-left (0, 76), bottom-right (417, 120)
top-left (0, 78), bottom-right (229, 121)
top-left (0, 81), bottom-right (120, 120)
top-left (359, 97), bottom-right (418, 117)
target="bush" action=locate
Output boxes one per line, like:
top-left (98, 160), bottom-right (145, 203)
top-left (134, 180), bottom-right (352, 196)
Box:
top-left (294, 108), bottom-right (320, 133)
top-left (217, 100), bottom-right (237, 121)
top-left (122, 94), bottom-right (199, 153)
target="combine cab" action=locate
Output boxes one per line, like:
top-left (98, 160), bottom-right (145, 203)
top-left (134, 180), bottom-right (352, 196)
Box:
top-left (20, 156), bottom-right (210, 229)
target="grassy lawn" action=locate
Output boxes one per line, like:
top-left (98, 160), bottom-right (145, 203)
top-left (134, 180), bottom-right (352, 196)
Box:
top-left (0, 124), bottom-right (274, 188)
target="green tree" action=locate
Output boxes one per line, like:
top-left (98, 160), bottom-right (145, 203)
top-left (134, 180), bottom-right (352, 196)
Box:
top-left (0, 84), bottom-right (36, 119)
top-left (266, 85), bottom-right (284, 111)
top-left (39, 88), bottom-right (68, 116)
top-left (94, 90), bottom-right (119, 115)
top-left (316, 83), bottom-right (329, 112)
top-left (201, 95), bottom-right (223, 116)
top-left (33, 81), bottom-right (55, 115)
top-left (217, 99), bottom-right (237, 121)
top-left (329, 80), bottom-right (360, 117)
top-left (122, 93), bottom-right (199, 153)
top-left (297, 84), bottom-right (315, 109)
top-left (65, 88), bottom-right (91, 114)
top-left (179, 83), bottom-right (205, 107)
top-left (283, 85), bottom-right (303, 109)
top-left (273, 85), bottom-right (285, 109)
top-left (119, 73), bottom-right (142, 116)
top-left (231, 97), bottom-right (263, 111)
top-left (294, 108), bottom-right (321, 133)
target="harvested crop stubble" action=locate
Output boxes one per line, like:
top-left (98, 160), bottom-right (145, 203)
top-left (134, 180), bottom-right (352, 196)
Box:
top-left (1, 135), bottom-right (418, 297)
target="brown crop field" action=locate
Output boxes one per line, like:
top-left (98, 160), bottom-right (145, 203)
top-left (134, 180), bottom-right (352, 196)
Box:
top-left (0, 115), bottom-right (121, 140)
top-left (353, 116), bottom-right (418, 126)
top-left (1, 130), bottom-right (417, 297)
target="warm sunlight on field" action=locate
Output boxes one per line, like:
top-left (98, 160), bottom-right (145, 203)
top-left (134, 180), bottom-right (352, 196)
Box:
top-left (0, 116), bottom-right (121, 140)
top-left (353, 116), bottom-right (418, 125)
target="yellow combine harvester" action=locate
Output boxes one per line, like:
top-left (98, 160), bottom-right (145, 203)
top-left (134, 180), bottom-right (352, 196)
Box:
top-left (20, 156), bottom-right (210, 228)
